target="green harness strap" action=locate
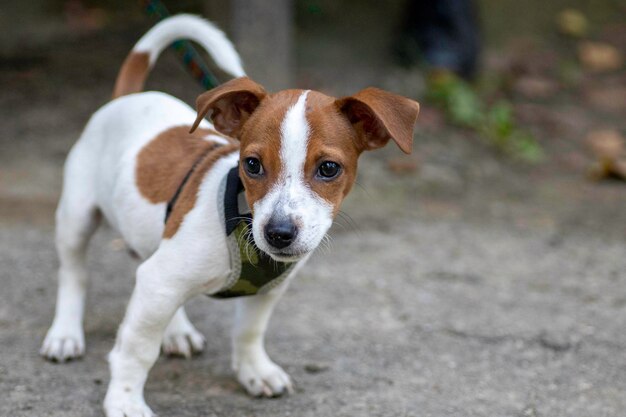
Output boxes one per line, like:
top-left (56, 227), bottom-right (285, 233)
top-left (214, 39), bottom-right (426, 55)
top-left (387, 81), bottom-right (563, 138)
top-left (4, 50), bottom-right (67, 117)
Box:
top-left (211, 166), bottom-right (296, 298)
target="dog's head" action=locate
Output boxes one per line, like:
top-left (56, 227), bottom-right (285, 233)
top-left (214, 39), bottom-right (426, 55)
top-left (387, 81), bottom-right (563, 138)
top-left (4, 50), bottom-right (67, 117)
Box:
top-left (191, 77), bottom-right (419, 262)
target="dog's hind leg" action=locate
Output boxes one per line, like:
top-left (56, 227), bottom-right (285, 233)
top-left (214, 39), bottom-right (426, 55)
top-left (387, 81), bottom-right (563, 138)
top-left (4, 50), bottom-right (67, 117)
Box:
top-left (162, 306), bottom-right (206, 358)
top-left (41, 172), bottom-right (100, 362)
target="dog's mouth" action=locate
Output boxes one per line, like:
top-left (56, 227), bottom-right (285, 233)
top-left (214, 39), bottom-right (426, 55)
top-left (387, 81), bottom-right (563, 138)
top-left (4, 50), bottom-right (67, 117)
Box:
top-left (267, 249), bottom-right (308, 263)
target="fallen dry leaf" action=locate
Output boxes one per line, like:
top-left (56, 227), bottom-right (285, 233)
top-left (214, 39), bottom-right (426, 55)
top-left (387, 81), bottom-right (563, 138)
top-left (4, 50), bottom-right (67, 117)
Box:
top-left (578, 41), bottom-right (623, 73)
top-left (557, 9), bottom-right (588, 38)
top-left (586, 129), bottom-right (624, 159)
top-left (586, 129), bottom-right (626, 181)
top-left (614, 159), bottom-right (626, 178)
top-left (589, 158), bottom-right (626, 181)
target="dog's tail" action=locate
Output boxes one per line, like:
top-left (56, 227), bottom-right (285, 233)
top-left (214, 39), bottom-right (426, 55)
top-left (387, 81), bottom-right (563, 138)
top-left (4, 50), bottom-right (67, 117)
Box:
top-left (112, 14), bottom-right (245, 99)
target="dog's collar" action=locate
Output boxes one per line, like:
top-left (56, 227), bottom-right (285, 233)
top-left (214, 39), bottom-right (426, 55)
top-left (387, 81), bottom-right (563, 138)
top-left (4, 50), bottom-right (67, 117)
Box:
top-left (211, 166), bottom-right (296, 298)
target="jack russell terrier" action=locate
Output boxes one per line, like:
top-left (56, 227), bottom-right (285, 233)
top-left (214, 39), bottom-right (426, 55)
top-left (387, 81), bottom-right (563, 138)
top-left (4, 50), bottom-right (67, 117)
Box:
top-left (40, 14), bottom-right (419, 417)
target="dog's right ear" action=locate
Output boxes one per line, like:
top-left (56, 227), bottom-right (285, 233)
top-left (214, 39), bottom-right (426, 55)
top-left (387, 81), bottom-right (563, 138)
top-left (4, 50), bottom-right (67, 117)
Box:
top-left (190, 77), bottom-right (267, 137)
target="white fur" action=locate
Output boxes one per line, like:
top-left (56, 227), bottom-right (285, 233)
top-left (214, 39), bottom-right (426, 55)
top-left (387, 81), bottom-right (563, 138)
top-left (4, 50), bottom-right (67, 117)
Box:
top-left (281, 91), bottom-right (311, 175)
top-left (134, 14), bottom-right (245, 78)
top-left (41, 92), bottom-right (227, 365)
top-left (42, 16), bottom-right (322, 417)
top-left (252, 91), bottom-right (333, 261)
top-left (41, 88), bottom-right (297, 414)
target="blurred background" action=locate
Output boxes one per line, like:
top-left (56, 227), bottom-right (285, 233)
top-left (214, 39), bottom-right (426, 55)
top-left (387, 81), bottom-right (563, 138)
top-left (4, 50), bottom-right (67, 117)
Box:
top-left (1, 1), bottom-right (625, 416)
top-left (1, 0), bottom-right (625, 227)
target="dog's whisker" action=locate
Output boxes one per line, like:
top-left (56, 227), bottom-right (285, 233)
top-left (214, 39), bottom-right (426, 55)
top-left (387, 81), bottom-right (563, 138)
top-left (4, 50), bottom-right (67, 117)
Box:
top-left (338, 210), bottom-right (358, 227)
top-left (317, 233), bottom-right (333, 255)
top-left (235, 227), bottom-right (257, 263)
top-left (336, 210), bottom-right (361, 236)
top-left (353, 180), bottom-right (372, 198)
top-left (242, 229), bottom-right (256, 261)
top-left (332, 220), bottom-right (350, 232)
top-left (229, 216), bottom-right (253, 222)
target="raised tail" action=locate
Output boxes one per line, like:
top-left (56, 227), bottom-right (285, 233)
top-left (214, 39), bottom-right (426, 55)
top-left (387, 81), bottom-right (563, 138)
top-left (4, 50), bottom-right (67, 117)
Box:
top-left (112, 14), bottom-right (246, 99)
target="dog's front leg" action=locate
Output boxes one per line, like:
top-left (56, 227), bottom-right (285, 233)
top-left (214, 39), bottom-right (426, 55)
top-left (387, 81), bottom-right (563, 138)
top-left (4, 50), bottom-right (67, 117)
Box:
top-left (104, 260), bottom-right (191, 417)
top-left (232, 281), bottom-right (294, 397)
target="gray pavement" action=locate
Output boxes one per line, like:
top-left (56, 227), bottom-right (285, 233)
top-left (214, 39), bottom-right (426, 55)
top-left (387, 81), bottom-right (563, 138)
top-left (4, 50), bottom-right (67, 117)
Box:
top-left (1, 18), bottom-right (626, 417)
top-left (1, 181), bottom-right (625, 416)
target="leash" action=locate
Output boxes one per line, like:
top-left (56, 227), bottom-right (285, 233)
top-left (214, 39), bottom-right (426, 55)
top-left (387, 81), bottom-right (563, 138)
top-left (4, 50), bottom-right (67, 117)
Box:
top-left (142, 0), bottom-right (220, 90)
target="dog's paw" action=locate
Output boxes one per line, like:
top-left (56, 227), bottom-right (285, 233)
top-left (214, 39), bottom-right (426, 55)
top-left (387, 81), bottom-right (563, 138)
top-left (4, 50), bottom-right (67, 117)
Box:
top-left (162, 327), bottom-right (205, 359)
top-left (40, 325), bottom-right (85, 362)
top-left (104, 392), bottom-right (155, 417)
top-left (234, 356), bottom-right (294, 397)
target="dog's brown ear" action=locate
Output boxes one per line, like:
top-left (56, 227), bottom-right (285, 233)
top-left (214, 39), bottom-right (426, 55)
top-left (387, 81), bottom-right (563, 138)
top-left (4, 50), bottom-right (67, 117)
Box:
top-left (336, 88), bottom-right (419, 154)
top-left (191, 77), bottom-right (267, 137)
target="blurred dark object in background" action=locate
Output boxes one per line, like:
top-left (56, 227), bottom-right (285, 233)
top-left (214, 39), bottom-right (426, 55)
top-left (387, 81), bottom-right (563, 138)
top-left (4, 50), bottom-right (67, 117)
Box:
top-left (396, 0), bottom-right (481, 79)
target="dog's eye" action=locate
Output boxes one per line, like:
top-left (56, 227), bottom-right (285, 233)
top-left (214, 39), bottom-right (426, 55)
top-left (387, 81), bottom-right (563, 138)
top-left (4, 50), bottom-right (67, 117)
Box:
top-left (244, 157), bottom-right (264, 177)
top-left (317, 161), bottom-right (341, 179)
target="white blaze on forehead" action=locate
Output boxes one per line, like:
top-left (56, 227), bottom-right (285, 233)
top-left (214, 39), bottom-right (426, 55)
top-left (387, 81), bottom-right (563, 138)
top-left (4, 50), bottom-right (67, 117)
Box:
top-left (279, 91), bottom-right (310, 182)
top-left (251, 89), bottom-right (332, 260)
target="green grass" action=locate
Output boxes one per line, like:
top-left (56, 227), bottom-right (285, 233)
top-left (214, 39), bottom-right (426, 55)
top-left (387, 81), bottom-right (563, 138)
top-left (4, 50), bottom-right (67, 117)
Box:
top-left (427, 71), bottom-right (544, 163)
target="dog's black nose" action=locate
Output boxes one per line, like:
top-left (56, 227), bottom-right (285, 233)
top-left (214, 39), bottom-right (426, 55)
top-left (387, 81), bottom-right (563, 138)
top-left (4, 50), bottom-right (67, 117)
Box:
top-left (264, 219), bottom-right (297, 250)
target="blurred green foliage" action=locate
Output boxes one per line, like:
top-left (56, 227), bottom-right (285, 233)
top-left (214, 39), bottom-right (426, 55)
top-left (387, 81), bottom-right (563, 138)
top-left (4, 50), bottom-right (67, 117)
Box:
top-left (427, 72), bottom-right (544, 163)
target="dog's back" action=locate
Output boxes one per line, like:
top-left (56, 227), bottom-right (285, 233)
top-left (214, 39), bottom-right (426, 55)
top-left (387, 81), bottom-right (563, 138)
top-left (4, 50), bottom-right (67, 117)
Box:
top-left (59, 15), bottom-right (245, 258)
top-left (41, 15), bottom-right (246, 364)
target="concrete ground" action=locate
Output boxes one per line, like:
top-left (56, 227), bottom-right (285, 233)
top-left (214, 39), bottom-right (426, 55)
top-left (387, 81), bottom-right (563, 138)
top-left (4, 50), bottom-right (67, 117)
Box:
top-left (1, 18), bottom-right (626, 417)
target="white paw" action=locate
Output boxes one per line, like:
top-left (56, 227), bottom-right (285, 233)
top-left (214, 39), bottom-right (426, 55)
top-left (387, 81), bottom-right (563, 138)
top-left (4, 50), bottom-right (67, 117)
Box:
top-left (234, 355), bottom-right (294, 397)
top-left (40, 325), bottom-right (85, 362)
top-left (104, 390), bottom-right (155, 417)
top-left (162, 327), bottom-right (205, 359)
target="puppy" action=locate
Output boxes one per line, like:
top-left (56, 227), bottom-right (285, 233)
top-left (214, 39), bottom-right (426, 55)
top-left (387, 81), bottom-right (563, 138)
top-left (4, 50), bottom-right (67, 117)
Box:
top-left (40, 15), bottom-right (419, 417)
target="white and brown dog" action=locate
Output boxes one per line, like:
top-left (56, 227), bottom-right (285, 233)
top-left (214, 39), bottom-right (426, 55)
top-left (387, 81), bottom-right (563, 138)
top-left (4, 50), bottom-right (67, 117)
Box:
top-left (40, 15), bottom-right (419, 417)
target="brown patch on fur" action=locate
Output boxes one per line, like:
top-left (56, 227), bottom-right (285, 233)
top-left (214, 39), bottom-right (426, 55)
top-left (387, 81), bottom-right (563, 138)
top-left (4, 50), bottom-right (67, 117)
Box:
top-left (163, 143), bottom-right (239, 238)
top-left (136, 125), bottom-right (239, 238)
top-left (112, 52), bottom-right (150, 99)
top-left (136, 126), bottom-right (233, 204)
